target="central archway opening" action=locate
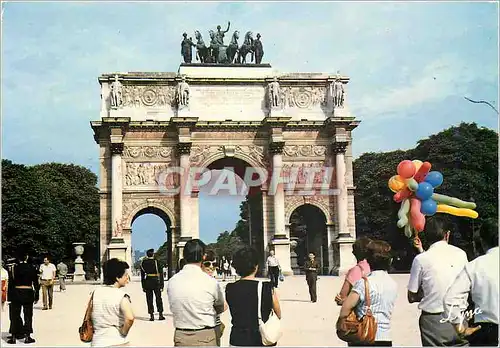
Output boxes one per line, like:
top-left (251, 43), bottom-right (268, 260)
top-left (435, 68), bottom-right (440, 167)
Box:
top-left (131, 207), bottom-right (173, 279)
top-left (289, 204), bottom-right (328, 275)
top-left (198, 157), bottom-right (264, 273)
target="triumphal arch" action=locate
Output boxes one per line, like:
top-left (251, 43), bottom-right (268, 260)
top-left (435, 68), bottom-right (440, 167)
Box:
top-left (91, 28), bottom-right (359, 277)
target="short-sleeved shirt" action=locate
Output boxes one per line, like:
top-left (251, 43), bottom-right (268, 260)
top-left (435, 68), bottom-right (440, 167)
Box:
top-left (267, 256), bottom-right (280, 267)
top-left (407, 241), bottom-right (468, 313)
top-left (346, 259), bottom-right (371, 286)
top-left (226, 280), bottom-right (273, 346)
top-left (352, 270), bottom-right (398, 342)
top-left (57, 263), bottom-right (68, 276)
top-left (1, 267), bottom-right (8, 281)
top-left (40, 263), bottom-right (56, 280)
top-left (167, 264), bottom-right (225, 330)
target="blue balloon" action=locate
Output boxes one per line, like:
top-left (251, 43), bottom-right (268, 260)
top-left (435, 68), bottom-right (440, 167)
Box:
top-left (420, 199), bottom-right (438, 216)
top-left (424, 171), bottom-right (444, 188)
top-left (416, 182), bottom-right (434, 200)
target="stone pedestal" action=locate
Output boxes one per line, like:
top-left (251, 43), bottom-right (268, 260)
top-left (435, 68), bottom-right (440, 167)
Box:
top-left (290, 238), bottom-right (300, 275)
top-left (73, 243), bottom-right (86, 282)
top-left (107, 240), bottom-right (128, 264)
top-left (271, 238), bottom-right (292, 276)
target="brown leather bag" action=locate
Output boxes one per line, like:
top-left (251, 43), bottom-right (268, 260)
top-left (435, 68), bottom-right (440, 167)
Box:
top-left (79, 291), bottom-right (95, 342)
top-left (336, 277), bottom-right (377, 344)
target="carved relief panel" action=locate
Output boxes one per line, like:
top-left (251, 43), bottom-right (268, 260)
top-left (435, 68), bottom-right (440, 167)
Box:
top-left (190, 144), bottom-right (265, 168)
top-left (120, 85), bottom-right (177, 108)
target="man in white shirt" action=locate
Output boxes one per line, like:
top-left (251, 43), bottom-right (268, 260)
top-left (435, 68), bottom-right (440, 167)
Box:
top-left (443, 219), bottom-right (499, 346)
top-left (167, 239), bottom-right (227, 346)
top-left (266, 250), bottom-right (281, 288)
top-left (407, 217), bottom-right (468, 346)
top-left (39, 256), bottom-right (56, 310)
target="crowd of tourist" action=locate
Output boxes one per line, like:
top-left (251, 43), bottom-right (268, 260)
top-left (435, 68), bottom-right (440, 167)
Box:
top-left (1, 215), bottom-right (498, 347)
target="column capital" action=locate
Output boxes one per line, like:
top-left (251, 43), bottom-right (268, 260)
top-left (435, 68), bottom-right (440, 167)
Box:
top-left (110, 142), bottom-right (124, 155)
top-left (332, 141), bottom-right (348, 154)
top-left (176, 142), bottom-right (192, 156)
top-left (269, 141), bottom-right (285, 155)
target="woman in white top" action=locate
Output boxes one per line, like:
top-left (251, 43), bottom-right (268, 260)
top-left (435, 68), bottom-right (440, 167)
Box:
top-left (90, 258), bottom-right (134, 347)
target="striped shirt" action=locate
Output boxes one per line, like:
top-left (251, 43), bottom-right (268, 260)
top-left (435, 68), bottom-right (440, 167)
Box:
top-left (352, 270), bottom-right (398, 342)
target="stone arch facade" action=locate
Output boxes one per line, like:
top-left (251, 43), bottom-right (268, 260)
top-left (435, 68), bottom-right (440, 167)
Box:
top-left (285, 196), bottom-right (332, 225)
top-left (91, 64), bottom-right (359, 276)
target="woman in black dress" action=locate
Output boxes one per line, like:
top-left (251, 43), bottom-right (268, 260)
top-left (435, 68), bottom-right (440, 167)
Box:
top-left (225, 247), bottom-right (282, 346)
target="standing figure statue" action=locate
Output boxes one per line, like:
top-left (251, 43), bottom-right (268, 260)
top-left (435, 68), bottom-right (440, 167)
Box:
top-left (176, 76), bottom-right (190, 107)
top-left (331, 74), bottom-right (345, 108)
top-left (109, 75), bottom-right (123, 108)
top-left (215, 21), bottom-right (231, 46)
top-left (268, 77), bottom-right (281, 108)
top-left (194, 30), bottom-right (209, 63)
top-left (254, 33), bottom-right (264, 64)
top-left (237, 31), bottom-right (254, 64)
top-left (208, 30), bottom-right (218, 63)
top-left (181, 33), bottom-right (196, 63)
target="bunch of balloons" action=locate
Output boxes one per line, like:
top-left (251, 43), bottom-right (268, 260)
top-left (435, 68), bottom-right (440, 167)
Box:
top-left (388, 160), bottom-right (478, 238)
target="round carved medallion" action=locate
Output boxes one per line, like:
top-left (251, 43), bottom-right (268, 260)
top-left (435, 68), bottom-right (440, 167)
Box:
top-left (294, 90), bottom-right (313, 108)
top-left (144, 146), bottom-right (156, 157)
top-left (141, 89), bottom-right (158, 106)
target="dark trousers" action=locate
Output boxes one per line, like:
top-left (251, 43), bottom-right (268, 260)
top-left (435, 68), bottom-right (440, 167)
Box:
top-left (145, 288), bottom-right (163, 314)
top-left (467, 323), bottom-right (498, 346)
top-left (306, 273), bottom-right (317, 302)
top-left (10, 289), bottom-right (34, 335)
top-left (268, 266), bottom-right (280, 288)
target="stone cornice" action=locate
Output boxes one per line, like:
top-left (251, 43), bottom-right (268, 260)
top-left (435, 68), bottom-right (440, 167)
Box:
top-left (170, 117), bottom-right (199, 129)
top-left (324, 117), bottom-right (360, 132)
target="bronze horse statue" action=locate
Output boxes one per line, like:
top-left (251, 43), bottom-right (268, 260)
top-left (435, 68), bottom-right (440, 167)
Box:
top-left (194, 30), bottom-right (209, 63)
top-left (237, 31), bottom-right (254, 64)
top-left (226, 30), bottom-right (239, 64)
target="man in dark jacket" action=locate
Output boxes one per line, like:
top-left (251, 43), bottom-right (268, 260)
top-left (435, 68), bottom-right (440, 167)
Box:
top-left (140, 249), bottom-right (165, 321)
top-left (8, 251), bottom-right (40, 344)
top-left (304, 252), bottom-right (320, 303)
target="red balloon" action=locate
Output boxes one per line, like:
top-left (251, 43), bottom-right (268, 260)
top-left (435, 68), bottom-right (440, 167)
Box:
top-left (394, 187), bottom-right (412, 203)
top-left (397, 160), bottom-right (416, 179)
top-left (410, 198), bottom-right (426, 232)
top-left (413, 162), bottom-right (432, 183)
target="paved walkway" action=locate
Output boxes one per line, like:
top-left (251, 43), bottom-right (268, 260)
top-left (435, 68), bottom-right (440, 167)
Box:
top-left (0, 274), bottom-right (421, 346)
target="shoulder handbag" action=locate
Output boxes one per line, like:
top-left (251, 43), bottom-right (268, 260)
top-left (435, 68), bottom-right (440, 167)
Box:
top-left (257, 281), bottom-right (282, 346)
top-left (336, 277), bottom-right (377, 344)
top-left (79, 291), bottom-right (95, 342)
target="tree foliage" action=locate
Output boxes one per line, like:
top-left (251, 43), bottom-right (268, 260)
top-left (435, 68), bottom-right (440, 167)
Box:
top-left (354, 123), bottom-right (498, 269)
top-left (2, 160), bottom-right (100, 264)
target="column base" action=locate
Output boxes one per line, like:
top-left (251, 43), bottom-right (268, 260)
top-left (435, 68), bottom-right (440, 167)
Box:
top-left (333, 236), bottom-right (356, 276)
top-left (271, 238), bottom-right (292, 276)
top-left (107, 240), bottom-right (128, 264)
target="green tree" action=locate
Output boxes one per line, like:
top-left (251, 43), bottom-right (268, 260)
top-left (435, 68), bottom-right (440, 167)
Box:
top-left (1, 160), bottom-right (100, 264)
top-left (353, 123), bottom-right (498, 269)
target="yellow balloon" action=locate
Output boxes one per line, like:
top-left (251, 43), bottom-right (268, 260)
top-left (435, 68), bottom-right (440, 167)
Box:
top-left (436, 204), bottom-right (479, 219)
top-left (412, 160), bottom-right (423, 172)
top-left (388, 175), bottom-right (406, 193)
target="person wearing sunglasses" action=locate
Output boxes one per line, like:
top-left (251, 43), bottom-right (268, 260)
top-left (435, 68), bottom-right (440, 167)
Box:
top-left (202, 251), bottom-right (226, 346)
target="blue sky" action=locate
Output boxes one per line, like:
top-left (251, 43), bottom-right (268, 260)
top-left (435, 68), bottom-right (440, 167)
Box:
top-left (2, 2), bottom-right (498, 251)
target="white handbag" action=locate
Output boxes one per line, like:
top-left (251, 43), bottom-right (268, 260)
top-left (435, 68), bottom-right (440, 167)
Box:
top-left (257, 281), bottom-right (282, 346)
